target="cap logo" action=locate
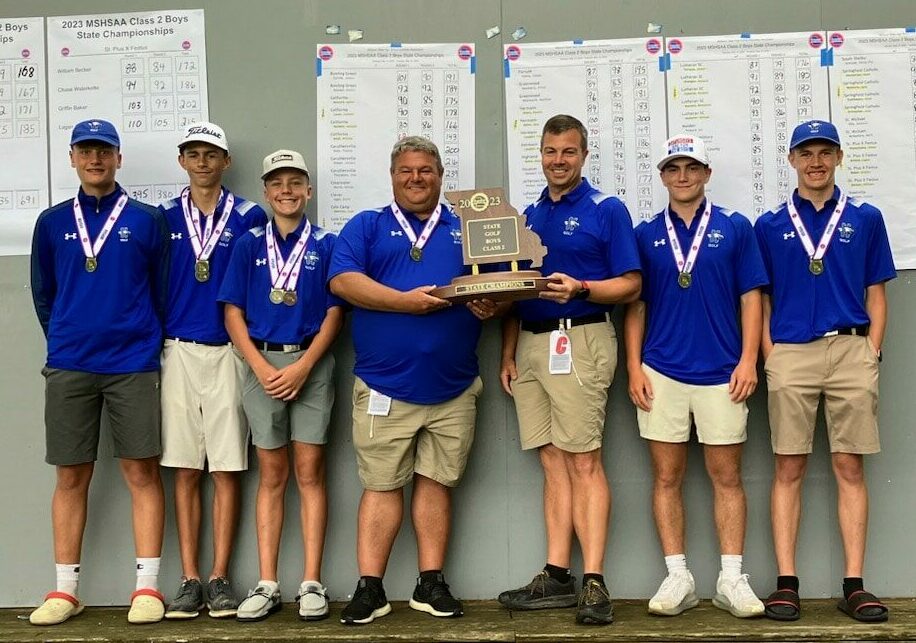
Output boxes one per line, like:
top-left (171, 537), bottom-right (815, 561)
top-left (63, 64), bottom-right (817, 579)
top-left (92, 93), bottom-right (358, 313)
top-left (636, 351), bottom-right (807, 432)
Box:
top-left (809, 122), bottom-right (820, 131)
top-left (89, 121), bottom-right (101, 131)
top-left (668, 137), bottom-right (695, 154)
top-left (187, 125), bottom-right (222, 138)
top-left (271, 153), bottom-right (294, 163)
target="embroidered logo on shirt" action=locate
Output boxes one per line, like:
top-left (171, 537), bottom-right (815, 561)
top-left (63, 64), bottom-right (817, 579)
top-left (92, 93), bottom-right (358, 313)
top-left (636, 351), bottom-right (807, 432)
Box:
top-left (219, 228), bottom-right (233, 246)
top-left (838, 222), bottom-right (855, 243)
top-left (653, 238), bottom-right (666, 247)
top-left (255, 257), bottom-right (267, 266)
top-left (118, 226), bottom-right (131, 242)
top-left (390, 230), bottom-right (404, 237)
top-left (783, 230), bottom-right (796, 240)
top-left (706, 229), bottom-right (724, 247)
top-left (170, 232), bottom-right (183, 240)
top-left (450, 228), bottom-right (462, 244)
top-left (563, 217), bottom-right (580, 236)
top-left (303, 250), bottom-right (320, 270)
top-left (64, 232), bottom-right (77, 240)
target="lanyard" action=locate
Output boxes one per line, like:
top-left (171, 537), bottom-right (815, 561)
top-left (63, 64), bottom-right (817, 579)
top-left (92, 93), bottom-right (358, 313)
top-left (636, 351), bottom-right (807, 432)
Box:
top-left (181, 187), bottom-right (234, 261)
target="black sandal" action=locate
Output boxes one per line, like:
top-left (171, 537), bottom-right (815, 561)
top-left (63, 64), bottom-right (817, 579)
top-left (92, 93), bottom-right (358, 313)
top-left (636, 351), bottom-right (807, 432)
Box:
top-left (764, 588), bottom-right (800, 621)
top-left (837, 590), bottom-right (889, 623)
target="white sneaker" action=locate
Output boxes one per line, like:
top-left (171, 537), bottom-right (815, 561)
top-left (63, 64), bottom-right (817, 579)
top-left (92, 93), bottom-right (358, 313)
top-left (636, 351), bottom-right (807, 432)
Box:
top-left (712, 573), bottom-right (765, 618)
top-left (648, 571), bottom-right (698, 616)
top-left (236, 584), bottom-right (281, 622)
top-left (297, 581), bottom-right (329, 621)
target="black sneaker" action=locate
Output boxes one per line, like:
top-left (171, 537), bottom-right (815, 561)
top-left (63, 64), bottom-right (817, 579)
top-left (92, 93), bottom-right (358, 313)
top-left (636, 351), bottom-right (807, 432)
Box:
top-left (206, 577), bottom-right (239, 619)
top-left (340, 578), bottom-right (392, 625)
top-left (498, 570), bottom-right (578, 610)
top-left (165, 578), bottom-right (205, 620)
top-left (408, 573), bottom-right (463, 617)
top-left (576, 579), bottom-right (613, 625)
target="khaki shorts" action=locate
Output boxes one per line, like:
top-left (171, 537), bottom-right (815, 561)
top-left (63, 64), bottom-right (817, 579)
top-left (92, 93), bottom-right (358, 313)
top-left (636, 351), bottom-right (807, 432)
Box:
top-left (43, 368), bottom-right (161, 465)
top-left (351, 376), bottom-right (482, 491)
top-left (765, 335), bottom-right (880, 455)
top-left (160, 339), bottom-right (248, 472)
top-left (637, 364), bottom-right (748, 445)
top-left (242, 350), bottom-right (335, 450)
top-left (512, 320), bottom-right (617, 453)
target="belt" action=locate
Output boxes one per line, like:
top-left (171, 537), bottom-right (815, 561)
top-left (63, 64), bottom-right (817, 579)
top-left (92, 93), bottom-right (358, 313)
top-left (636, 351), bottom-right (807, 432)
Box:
top-left (252, 336), bottom-right (314, 353)
top-left (823, 324), bottom-right (869, 337)
top-left (520, 312), bottom-right (610, 334)
top-left (166, 336), bottom-right (229, 347)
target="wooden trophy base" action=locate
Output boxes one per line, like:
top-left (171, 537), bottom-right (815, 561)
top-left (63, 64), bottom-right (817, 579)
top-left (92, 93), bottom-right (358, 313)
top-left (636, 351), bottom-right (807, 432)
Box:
top-left (430, 270), bottom-right (555, 303)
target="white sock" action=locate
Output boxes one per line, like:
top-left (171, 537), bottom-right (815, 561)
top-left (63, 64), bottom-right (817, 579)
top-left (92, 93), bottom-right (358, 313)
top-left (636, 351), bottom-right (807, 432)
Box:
top-left (135, 557), bottom-right (160, 591)
top-left (258, 579), bottom-right (280, 592)
top-left (720, 554), bottom-right (743, 580)
top-left (664, 554), bottom-right (688, 576)
top-left (56, 563), bottom-right (80, 597)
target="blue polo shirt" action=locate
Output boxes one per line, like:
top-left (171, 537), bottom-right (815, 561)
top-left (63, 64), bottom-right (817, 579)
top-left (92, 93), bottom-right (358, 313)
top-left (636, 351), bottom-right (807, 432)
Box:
top-left (31, 185), bottom-right (170, 374)
top-left (754, 187), bottom-right (896, 344)
top-left (636, 202), bottom-right (768, 385)
top-left (218, 217), bottom-right (341, 344)
top-left (160, 189), bottom-right (267, 343)
top-left (516, 178), bottom-right (641, 322)
top-left (328, 203), bottom-right (480, 405)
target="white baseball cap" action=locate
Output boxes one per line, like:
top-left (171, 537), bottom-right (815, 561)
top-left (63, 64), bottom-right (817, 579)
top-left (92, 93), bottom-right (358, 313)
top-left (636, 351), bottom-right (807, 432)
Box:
top-left (261, 149), bottom-right (310, 179)
top-left (656, 134), bottom-right (710, 170)
top-left (179, 121), bottom-right (229, 152)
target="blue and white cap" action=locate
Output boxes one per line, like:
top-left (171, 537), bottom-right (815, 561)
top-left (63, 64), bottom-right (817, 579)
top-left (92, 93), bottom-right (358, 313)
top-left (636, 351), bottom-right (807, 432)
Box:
top-left (656, 133), bottom-right (709, 170)
top-left (70, 119), bottom-right (120, 147)
top-left (790, 120), bottom-right (841, 150)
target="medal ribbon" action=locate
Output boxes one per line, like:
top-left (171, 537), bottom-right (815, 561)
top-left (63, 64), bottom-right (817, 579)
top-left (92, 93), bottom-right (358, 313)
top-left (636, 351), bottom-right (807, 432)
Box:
top-left (390, 201), bottom-right (442, 252)
top-left (664, 198), bottom-right (712, 276)
top-left (72, 191), bottom-right (129, 262)
top-left (181, 187), bottom-right (235, 261)
top-left (786, 190), bottom-right (847, 262)
top-left (266, 219), bottom-right (311, 292)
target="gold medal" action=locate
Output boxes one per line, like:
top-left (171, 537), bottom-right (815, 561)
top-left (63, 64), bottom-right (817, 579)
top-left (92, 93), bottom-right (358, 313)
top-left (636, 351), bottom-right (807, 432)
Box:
top-left (809, 258), bottom-right (824, 275)
top-left (85, 257), bottom-right (97, 273)
top-left (410, 245), bottom-right (423, 262)
top-left (677, 272), bottom-right (692, 288)
top-left (269, 288), bottom-right (285, 304)
top-left (194, 259), bottom-right (210, 283)
top-left (283, 290), bottom-right (298, 306)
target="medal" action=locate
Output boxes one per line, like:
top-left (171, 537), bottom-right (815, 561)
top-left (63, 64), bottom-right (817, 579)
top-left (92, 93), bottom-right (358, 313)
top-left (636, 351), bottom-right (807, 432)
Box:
top-left (391, 201), bottom-right (442, 263)
top-left (410, 245), bottom-right (423, 262)
top-left (786, 191), bottom-right (847, 277)
top-left (269, 288), bottom-right (285, 304)
top-left (266, 220), bottom-right (311, 305)
top-left (664, 199), bottom-right (712, 292)
top-left (85, 257), bottom-right (97, 272)
top-left (72, 192), bottom-right (128, 276)
top-left (283, 290), bottom-right (298, 306)
top-left (677, 272), bottom-right (692, 288)
top-left (194, 259), bottom-right (210, 282)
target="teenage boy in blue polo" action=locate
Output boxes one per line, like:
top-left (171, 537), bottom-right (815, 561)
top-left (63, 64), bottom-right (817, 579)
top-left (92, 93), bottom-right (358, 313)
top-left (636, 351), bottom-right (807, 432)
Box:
top-left (159, 122), bottom-right (267, 620)
top-left (498, 114), bottom-right (641, 625)
top-left (756, 120), bottom-right (895, 623)
top-left (625, 134), bottom-right (767, 619)
top-left (30, 119), bottom-right (170, 625)
top-left (329, 136), bottom-right (499, 625)
top-left (219, 149), bottom-right (343, 623)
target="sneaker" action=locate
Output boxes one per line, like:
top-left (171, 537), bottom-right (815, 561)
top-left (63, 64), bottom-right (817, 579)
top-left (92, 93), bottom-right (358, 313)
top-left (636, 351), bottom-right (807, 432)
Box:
top-left (296, 581), bottom-right (329, 621)
top-left (408, 573), bottom-right (463, 617)
top-left (206, 577), bottom-right (239, 619)
top-left (165, 578), bottom-right (204, 620)
top-left (713, 573), bottom-right (765, 618)
top-left (340, 578), bottom-right (392, 625)
top-left (576, 579), bottom-right (614, 625)
top-left (497, 570), bottom-right (578, 610)
top-left (236, 584), bottom-right (281, 622)
top-left (648, 571), bottom-right (699, 616)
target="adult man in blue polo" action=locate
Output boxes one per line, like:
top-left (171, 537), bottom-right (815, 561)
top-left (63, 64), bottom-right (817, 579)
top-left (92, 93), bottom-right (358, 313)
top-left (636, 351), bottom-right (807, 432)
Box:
top-left (756, 120), bottom-right (895, 623)
top-left (30, 119), bottom-right (170, 625)
top-left (625, 134), bottom-right (767, 619)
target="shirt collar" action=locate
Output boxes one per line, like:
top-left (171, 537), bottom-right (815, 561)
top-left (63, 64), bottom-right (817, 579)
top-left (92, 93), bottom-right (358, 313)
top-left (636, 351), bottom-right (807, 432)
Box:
top-left (77, 183), bottom-right (125, 212)
top-left (667, 198), bottom-right (708, 229)
top-left (537, 177), bottom-right (592, 205)
top-left (791, 185), bottom-right (840, 213)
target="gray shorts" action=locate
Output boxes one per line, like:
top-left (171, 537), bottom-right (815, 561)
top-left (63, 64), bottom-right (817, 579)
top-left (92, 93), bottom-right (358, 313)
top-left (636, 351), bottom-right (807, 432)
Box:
top-left (241, 351), bottom-right (335, 449)
top-left (43, 367), bottom-right (162, 465)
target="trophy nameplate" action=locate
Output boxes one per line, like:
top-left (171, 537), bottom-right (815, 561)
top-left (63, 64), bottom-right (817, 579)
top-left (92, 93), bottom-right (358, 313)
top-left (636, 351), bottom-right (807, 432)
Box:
top-left (430, 188), bottom-right (554, 303)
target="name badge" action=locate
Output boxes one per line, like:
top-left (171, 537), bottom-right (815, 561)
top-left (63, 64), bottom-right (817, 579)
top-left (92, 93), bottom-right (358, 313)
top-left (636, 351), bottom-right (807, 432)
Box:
top-left (548, 330), bottom-right (572, 375)
top-left (367, 389), bottom-right (392, 416)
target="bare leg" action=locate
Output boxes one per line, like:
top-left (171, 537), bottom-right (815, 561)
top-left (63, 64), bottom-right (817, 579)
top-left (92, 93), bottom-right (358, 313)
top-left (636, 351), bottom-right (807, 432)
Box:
top-left (356, 488), bottom-right (404, 577)
top-left (704, 444), bottom-right (747, 555)
top-left (254, 447), bottom-right (289, 581)
top-left (412, 474), bottom-right (450, 571)
top-left (119, 457), bottom-right (165, 557)
top-left (52, 463), bottom-right (95, 563)
top-left (564, 449), bottom-right (611, 574)
top-left (771, 454), bottom-right (808, 575)
top-left (648, 441), bottom-right (688, 556)
top-left (832, 453), bottom-right (868, 577)
top-left (173, 468), bottom-right (202, 579)
top-left (292, 442), bottom-right (326, 581)
top-left (539, 444), bottom-right (573, 568)
top-left (209, 471), bottom-right (240, 579)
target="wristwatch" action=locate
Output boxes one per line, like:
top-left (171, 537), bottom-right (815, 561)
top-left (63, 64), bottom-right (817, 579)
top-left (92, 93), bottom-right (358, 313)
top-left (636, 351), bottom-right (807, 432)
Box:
top-left (574, 280), bottom-right (590, 300)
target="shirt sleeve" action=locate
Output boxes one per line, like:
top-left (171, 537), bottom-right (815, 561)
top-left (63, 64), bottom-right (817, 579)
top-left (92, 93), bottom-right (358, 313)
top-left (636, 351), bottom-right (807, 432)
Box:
top-left (633, 222), bottom-right (650, 303)
top-left (217, 233), bottom-right (251, 309)
top-left (327, 211), bottom-right (370, 282)
top-left (864, 208), bottom-right (897, 286)
top-left (247, 204), bottom-right (269, 230)
top-left (603, 199), bottom-right (642, 277)
top-left (320, 233), bottom-right (348, 310)
top-left (149, 208), bottom-right (171, 326)
top-left (30, 212), bottom-right (56, 337)
top-left (733, 214), bottom-right (769, 295)
top-left (753, 217), bottom-right (774, 296)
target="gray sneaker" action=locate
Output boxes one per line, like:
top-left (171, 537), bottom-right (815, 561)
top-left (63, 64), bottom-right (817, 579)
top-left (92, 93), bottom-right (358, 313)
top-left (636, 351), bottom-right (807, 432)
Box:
top-left (498, 570), bottom-right (578, 610)
top-left (236, 584), bottom-right (281, 622)
top-left (165, 578), bottom-right (205, 620)
top-left (207, 577), bottom-right (239, 619)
